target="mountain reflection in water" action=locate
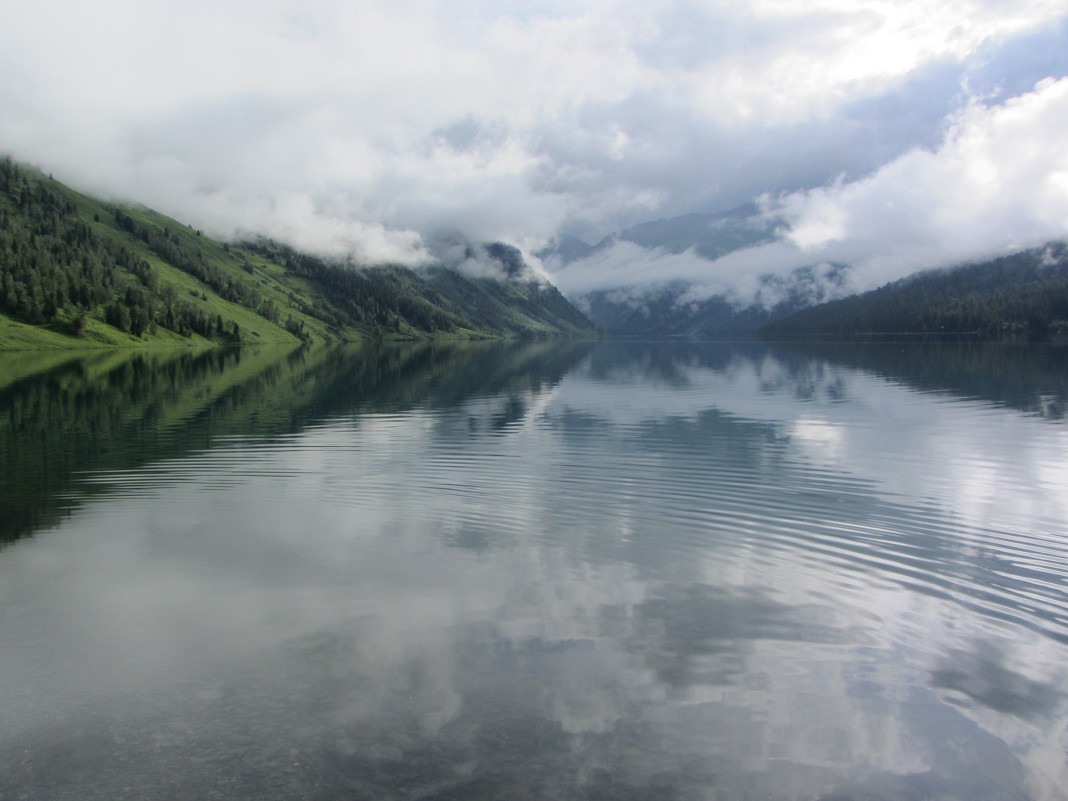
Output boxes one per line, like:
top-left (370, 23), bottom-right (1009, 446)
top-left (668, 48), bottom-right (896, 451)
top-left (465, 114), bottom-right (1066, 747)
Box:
top-left (0, 340), bottom-right (1066, 801)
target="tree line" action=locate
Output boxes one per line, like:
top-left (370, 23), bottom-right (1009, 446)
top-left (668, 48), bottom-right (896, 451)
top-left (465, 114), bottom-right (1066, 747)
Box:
top-left (761, 245), bottom-right (1068, 340)
top-left (0, 158), bottom-right (241, 340)
top-left (1, 157), bottom-right (595, 345)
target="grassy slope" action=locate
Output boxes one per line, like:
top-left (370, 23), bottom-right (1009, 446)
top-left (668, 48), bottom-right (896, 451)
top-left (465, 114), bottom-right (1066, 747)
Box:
top-left (0, 164), bottom-right (595, 349)
top-left (39, 178), bottom-right (342, 347)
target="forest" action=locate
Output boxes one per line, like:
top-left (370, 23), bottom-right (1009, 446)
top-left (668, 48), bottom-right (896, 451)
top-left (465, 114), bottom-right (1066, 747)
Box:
top-left (760, 245), bottom-right (1068, 340)
top-left (0, 158), bottom-right (594, 348)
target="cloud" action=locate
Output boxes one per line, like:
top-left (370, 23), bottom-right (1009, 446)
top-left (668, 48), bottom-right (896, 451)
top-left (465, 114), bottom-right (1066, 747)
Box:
top-left (551, 75), bottom-right (1068, 301)
top-left (550, 241), bottom-right (759, 299)
top-left (768, 74), bottom-right (1068, 290)
top-left (1, 0), bottom-right (1067, 269)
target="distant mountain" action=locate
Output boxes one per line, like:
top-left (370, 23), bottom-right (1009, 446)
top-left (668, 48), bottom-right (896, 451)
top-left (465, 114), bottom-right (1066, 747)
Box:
top-left (542, 203), bottom-right (776, 265)
top-left (608, 203), bottom-right (777, 260)
top-left (543, 204), bottom-right (848, 336)
top-left (760, 244), bottom-right (1068, 340)
top-left (581, 265), bottom-right (851, 338)
top-left (0, 158), bottom-right (594, 349)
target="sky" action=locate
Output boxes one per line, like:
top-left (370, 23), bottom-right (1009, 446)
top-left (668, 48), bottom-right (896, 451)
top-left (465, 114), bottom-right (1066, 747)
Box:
top-left (3, 0), bottom-right (1068, 296)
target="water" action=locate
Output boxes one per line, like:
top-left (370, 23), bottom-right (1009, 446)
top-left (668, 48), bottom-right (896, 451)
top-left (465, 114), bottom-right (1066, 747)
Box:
top-left (1, 340), bottom-right (1066, 801)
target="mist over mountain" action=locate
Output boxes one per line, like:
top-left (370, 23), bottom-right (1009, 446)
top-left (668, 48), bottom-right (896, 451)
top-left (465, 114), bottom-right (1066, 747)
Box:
top-left (542, 204), bottom-right (851, 336)
top-left (541, 203), bottom-right (772, 262)
top-left (4, 3), bottom-right (1068, 341)
top-left (431, 235), bottom-right (549, 283)
top-left (540, 65), bottom-right (1068, 335)
top-left (761, 242), bottom-right (1068, 340)
top-left (581, 266), bottom-right (851, 337)
top-left (0, 160), bottom-right (593, 349)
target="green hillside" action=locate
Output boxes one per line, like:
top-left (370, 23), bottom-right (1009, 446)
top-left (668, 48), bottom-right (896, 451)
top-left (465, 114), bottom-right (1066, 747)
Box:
top-left (760, 244), bottom-right (1068, 340)
top-left (0, 158), bottom-right (594, 349)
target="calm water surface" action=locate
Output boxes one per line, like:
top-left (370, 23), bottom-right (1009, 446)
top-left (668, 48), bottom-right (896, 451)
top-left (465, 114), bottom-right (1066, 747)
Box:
top-left (1, 341), bottom-right (1067, 800)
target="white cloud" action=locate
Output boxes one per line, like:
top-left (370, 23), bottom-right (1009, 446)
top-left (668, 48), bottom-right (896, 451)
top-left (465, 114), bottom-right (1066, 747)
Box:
top-left (552, 75), bottom-right (1068, 300)
top-left (768, 75), bottom-right (1068, 289)
top-left (551, 240), bottom-right (763, 300)
top-left (1, 0), bottom-right (1067, 269)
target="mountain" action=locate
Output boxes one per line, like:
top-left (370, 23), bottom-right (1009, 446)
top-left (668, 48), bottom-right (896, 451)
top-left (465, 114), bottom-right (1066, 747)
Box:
top-left (607, 203), bottom-right (776, 260)
top-left (759, 244), bottom-right (1068, 340)
top-left (543, 203), bottom-right (775, 264)
top-left (543, 204), bottom-right (849, 336)
top-left (0, 158), bottom-right (594, 349)
top-left (580, 265), bottom-right (850, 338)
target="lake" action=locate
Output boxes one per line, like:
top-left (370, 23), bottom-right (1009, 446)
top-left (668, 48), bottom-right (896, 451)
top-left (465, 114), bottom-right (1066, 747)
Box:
top-left (1, 340), bottom-right (1066, 801)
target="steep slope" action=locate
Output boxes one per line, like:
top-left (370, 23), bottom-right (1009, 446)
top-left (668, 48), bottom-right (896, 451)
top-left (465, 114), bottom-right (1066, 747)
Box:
top-left (760, 244), bottom-right (1068, 340)
top-left (0, 158), bottom-right (594, 348)
top-left (247, 239), bottom-right (593, 341)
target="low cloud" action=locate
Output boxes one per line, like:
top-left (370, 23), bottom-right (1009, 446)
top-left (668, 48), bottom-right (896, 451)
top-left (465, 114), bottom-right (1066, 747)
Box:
top-left (769, 75), bottom-right (1068, 290)
top-left (551, 76), bottom-right (1068, 301)
top-left (428, 237), bottom-right (551, 283)
top-left (551, 241), bottom-right (765, 301)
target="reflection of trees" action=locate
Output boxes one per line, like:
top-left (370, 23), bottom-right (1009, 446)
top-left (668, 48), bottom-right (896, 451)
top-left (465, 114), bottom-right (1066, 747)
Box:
top-left (0, 340), bottom-right (593, 545)
top-left (581, 339), bottom-right (1068, 421)
top-left (582, 341), bottom-right (757, 387)
top-left (1, 346), bottom-right (278, 545)
top-left (771, 341), bottom-right (1068, 421)
top-left (552, 343), bottom-right (1068, 650)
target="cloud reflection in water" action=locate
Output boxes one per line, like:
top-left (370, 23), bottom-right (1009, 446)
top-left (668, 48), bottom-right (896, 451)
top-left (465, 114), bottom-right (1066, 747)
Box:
top-left (0, 341), bottom-right (1066, 800)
